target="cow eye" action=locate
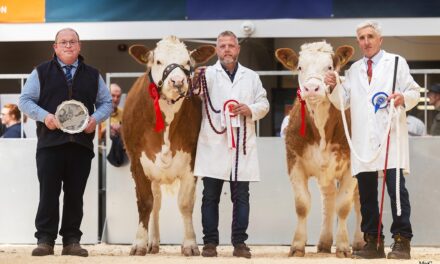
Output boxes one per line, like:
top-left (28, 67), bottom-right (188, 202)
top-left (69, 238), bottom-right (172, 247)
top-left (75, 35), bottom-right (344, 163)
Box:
top-left (297, 66), bottom-right (302, 71)
top-left (156, 60), bottom-right (162, 65)
top-left (328, 66), bottom-right (333, 70)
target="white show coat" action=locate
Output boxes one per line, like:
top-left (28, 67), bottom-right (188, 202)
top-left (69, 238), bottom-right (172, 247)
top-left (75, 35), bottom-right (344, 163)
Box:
top-left (194, 61), bottom-right (269, 181)
top-left (328, 51), bottom-right (420, 176)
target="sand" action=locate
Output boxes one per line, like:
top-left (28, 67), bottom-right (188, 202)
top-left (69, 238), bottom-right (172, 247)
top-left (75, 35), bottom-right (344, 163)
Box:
top-left (1, 244), bottom-right (439, 264)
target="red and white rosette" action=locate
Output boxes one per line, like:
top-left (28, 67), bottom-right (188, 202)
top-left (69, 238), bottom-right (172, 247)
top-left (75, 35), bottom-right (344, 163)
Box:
top-left (223, 99), bottom-right (240, 149)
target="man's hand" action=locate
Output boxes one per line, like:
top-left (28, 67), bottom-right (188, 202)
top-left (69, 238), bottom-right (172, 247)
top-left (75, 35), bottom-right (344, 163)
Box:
top-left (110, 123), bottom-right (121, 137)
top-left (231, 103), bottom-right (252, 117)
top-left (84, 117), bottom-right (97, 134)
top-left (324, 71), bottom-right (337, 92)
top-left (388, 93), bottom-right (405, 107)
top-left (44, 114), bottom-right (59, 130)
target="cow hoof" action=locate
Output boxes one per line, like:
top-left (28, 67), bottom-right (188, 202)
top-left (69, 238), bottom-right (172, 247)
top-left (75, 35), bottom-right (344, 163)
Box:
top-left (336, 249), bottom-right (351, 258)
top-left (181, 245), bottom-right (200, 256)
top-left (129, 246), bottom-right (147, 256)
top-left (317, 243), bottom-right (332, 253)
top-left (147, 244), bottom-right (160, 254)
top-left (288, 247), bottom-right (305, 257)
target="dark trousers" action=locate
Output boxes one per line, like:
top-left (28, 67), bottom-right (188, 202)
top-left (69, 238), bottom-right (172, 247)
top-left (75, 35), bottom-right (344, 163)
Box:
top-left (35, 143), bottom-right (94, 245)
top-left (356, 169), bottom-right (413, 239)
top-left (201, 177), bottom-right (250, 246)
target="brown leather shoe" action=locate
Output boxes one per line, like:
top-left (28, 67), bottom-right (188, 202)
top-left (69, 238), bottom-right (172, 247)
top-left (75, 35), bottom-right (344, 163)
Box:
top-left (201, 244), bottom-right (217, 257)
top-left (233, 243), bottom-right (251, 259)
top-left (387, 234), bottom-right (411, 259)
top-left (61, 243), bottom-right (88, 257)
top-left (31, 243), bottom-right (54, 256)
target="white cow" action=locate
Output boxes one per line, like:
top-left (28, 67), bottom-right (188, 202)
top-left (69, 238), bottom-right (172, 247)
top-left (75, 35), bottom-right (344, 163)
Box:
top-left (122, 36), bottom-right (215, 256)
top-left (275, 41), bottom-right (364, 258)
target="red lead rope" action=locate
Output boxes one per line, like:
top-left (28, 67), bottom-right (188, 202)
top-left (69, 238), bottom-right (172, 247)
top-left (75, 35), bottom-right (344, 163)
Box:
top-left (377, 131), bottom-right (391, 248)
top-left (148, 82), bottom-right (165, 132)
top-left (297, 89), bottom-right (306, 137)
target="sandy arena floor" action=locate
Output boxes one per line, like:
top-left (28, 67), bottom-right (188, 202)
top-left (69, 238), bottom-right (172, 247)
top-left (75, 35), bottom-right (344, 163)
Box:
top-left (0, 244), bottom-right (439, 264)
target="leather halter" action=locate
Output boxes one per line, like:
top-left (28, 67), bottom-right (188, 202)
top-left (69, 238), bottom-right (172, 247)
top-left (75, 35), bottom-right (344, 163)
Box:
top-left (156, 63), bottom-right (191, 90)
top-left (149, 63), bottom-right (192, 104)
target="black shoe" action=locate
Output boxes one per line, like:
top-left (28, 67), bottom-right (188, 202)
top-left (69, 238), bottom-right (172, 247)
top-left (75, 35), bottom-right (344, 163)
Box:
top-left (352, 234), bottom-right (385, 259)
top-left (61, 243), bottom-right (88, 257)
top-left (387, 234), bottom-right (411, 259)
top-left (233, 243), bottom-right (251, 259)
top-left (201, 243), bottom-right (217, 257)
top-left (31, 243), bottom-right (54, 256)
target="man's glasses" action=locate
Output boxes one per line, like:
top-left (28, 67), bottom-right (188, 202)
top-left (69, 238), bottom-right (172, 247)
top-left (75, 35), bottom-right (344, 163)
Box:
top-left (56, 40), bottom-right (79, 47)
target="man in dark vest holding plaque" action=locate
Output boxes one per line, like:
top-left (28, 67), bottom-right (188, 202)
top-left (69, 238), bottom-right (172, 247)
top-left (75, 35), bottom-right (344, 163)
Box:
top-left (19, 28), bottom-right (112, 257)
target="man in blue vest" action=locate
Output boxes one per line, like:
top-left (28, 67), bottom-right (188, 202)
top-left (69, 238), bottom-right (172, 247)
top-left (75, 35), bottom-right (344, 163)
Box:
top-left (19, 28), bottom-right (112, 257)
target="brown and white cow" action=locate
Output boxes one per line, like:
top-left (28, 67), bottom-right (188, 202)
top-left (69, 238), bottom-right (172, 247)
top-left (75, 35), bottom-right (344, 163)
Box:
top-left (122, 36), bottom-right (215, 256)
top-left (275, 41), bottom-right (364, 257)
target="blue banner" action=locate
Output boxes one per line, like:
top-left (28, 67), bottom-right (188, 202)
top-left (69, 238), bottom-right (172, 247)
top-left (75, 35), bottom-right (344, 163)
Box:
top-left (45, 0), bottom-right (440, 22)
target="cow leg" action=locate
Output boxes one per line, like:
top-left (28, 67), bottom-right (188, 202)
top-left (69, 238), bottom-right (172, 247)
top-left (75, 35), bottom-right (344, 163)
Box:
top-left (334, 174), bottom-right (357, 258)
top-left (129, 159), bottom-right (153, 256)
top-left (317, 181), bottom-right (336, 254)
top-left (351, 183), bottom-right (365, 251)
top-left (289, 171), bottom-right (311, 257)
top-left (177, 173), bottom-right (200, 256)
top-left (147, 181), bottom-right (161, 254)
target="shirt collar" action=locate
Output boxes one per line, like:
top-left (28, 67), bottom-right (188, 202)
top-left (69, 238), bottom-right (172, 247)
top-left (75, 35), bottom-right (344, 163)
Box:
top-left (363, 50), bottom-right (384, 67)
top-left (220, 62), bottom-right (239, 82)
top-left (57, 58), bottom-right (79, 68)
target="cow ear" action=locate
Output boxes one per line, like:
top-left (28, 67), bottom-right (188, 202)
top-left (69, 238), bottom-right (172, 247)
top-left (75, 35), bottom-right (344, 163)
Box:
top-left (129, 45), bottom-right (151, 65)
top-left (190, 45), bottom-right (216, 65)
top-left (334, 45), bottom-right (354, 70)
top-left (275, 48), bottom-right (298, 71)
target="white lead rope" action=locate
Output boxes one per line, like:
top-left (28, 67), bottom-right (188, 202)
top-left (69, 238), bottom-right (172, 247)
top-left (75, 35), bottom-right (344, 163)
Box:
top-left (333, 72), bottom-right (402, 216)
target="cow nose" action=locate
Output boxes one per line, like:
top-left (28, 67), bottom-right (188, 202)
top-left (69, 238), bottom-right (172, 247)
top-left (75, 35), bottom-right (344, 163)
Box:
top-left (303, 84), bottom-right (320, 96)
top-left (169, 76), bottom-right (185, 89)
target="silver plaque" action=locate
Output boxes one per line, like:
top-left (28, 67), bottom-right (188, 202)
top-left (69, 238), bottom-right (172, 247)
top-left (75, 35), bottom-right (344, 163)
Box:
top-left (55, 100), bottom-right (89, 134)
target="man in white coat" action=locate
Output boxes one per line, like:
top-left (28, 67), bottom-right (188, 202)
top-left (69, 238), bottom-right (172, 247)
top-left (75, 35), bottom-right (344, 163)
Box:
top-left (325, 21), bottom-right (419, 260)
top-left (194, 31), bottom-right (269, 259)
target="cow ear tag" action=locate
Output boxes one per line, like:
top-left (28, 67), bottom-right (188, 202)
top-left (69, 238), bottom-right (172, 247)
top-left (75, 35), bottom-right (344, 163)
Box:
top-left (371, 92), bottom-right (389, 113)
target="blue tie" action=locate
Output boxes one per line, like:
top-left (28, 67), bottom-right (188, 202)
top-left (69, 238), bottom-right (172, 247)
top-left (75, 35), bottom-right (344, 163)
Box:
top-left (64, 65), bottom-right (73, 87)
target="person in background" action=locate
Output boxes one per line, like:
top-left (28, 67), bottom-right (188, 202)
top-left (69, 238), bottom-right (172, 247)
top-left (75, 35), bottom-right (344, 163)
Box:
top-left (1, 103), bottom-right (26, 138)
top-left (0, 119), bottom-right (5, 136)
top-left (325, 20), bottom-right (419, 260)
top-left (99, 83), bottom-right (123, 141)
top-left (194, 31), bottom-right (269, 259)
top-left (19, 27), bottom-right (112, 257)
top-left (427, 83), bottom-right (440, 135)
top-left (406, 113), bottom-right (426, 136)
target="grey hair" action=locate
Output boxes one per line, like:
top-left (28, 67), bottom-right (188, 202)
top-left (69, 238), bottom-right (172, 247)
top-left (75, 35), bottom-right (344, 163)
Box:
top-left (55, 28), bottom-right (80, 43)
top-left (356, 20), bottom-right (382, 37)
top-left (217, 30), bottom-right (239, 45)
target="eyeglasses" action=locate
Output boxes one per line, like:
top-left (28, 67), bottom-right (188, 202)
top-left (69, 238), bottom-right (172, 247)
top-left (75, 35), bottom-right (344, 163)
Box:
top-left (56, 40), bottom-right (79, 47)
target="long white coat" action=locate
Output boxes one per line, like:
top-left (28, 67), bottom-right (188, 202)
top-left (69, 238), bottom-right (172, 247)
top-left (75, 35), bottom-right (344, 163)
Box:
top-left (194, 61), bottom-right (269, 181)
top-left (328, 51), bottom-right (420, 176)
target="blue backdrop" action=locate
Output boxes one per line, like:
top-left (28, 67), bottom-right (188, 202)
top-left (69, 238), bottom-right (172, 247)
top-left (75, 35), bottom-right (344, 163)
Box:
top-left (45, 0), bottom-right (440, 22)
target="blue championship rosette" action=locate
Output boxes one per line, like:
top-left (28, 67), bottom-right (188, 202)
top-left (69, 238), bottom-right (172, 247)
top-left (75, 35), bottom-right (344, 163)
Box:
top-left (371, 92), bottom-right (389, 113)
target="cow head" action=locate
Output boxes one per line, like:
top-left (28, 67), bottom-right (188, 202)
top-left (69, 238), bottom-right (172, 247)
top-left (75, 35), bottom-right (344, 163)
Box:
top-left (129, 36), bottom-right (216, 102)
top-left (275, 41), bottom-right (353, 104)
